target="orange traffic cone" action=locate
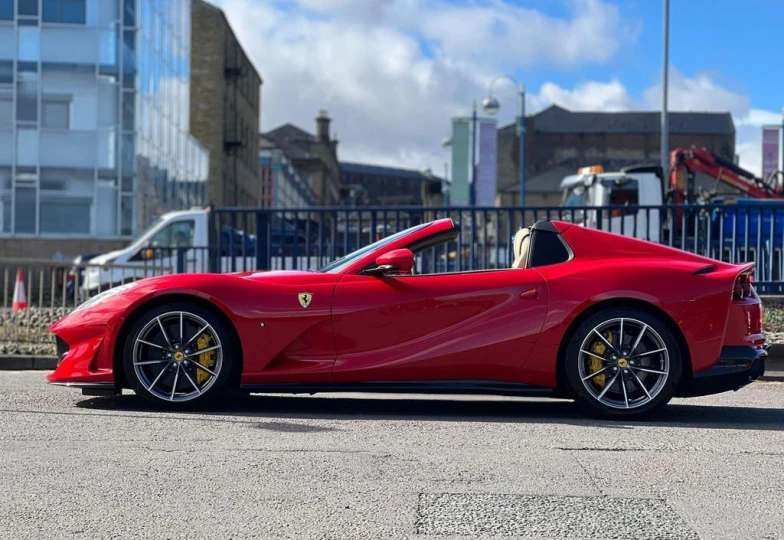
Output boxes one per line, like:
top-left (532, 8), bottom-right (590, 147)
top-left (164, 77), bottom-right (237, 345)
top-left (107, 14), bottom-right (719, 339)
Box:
top-left (12, 269), bottom-right (27, 312)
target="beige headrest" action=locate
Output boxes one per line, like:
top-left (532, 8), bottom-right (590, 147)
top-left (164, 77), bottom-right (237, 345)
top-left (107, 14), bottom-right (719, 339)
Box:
top-left (512, 228), bottom-right (530, 269)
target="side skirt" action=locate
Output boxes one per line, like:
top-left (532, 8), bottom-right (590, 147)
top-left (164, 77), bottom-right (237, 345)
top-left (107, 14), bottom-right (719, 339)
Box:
top-left (239, 380), bottom-right (558, 398)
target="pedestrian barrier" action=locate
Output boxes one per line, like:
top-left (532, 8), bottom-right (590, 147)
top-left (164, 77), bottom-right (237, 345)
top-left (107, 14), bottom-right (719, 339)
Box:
top-left (207, 204), bottom-right (784, 294)
top-left (0, 259), bottom-right (172, 349)
top-left (7, 201), bottom-right (784, 352)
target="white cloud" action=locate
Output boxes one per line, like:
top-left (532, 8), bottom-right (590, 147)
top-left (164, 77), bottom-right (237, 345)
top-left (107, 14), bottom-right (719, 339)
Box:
top-left (740, 108), bottom-right (781, 127)
top-left (530, 79), bottom-right (635, 113)
top-left (214, 0), bottom-right (768, 179)
top-left (643, 70), bottom-right (750, 115)
top-left (641, 69), bottom-right (778, 176)
top-left (215, 0), bottom-right (638, 172)
top-left (737, 136), bottom-right (762, 177)
top-left (417, 0), bottom-right (637, 69)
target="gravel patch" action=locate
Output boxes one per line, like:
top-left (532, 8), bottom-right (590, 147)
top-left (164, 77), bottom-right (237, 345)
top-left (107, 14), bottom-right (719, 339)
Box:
top-left (416, 492), bottom-right (699, 539)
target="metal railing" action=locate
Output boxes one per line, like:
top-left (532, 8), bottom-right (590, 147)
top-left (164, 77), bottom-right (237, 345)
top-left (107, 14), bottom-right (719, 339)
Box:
top-left (1, 257), bottom-right (173, 309)
top-left (0, 258), bottom-right (172, 348)
top-left (207, 204), bottom-right (784, 293)
top-left (7, 201), bottom-right (784, 351)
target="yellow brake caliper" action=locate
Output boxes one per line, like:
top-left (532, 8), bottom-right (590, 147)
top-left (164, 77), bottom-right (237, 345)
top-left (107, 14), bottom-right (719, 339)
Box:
top-left (588, 331), bottom-right (612, 387)
top-left (195, 333), bottom-right (217, 386)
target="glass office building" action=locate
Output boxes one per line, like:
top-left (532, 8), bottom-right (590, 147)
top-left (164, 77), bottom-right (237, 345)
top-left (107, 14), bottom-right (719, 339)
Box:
top-left (0, 0), bottom-right (208, 238)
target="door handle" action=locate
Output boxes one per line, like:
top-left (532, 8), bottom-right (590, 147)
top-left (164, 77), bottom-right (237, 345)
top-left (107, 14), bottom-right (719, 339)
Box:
top-left (520, 287), bottom-right (539, 300)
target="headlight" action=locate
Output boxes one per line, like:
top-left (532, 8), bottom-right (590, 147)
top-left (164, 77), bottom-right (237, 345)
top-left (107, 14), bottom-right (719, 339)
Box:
top-left (72, 282), bottom-right (139, 313)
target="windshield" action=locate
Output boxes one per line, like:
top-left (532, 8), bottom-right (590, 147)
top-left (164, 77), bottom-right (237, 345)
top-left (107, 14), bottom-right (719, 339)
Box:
top-left (561, 184), bottom-right (589, 207)
top-left (127, 217), bottom-right (166, 248)
top-left (319, 222), bottom-right (430, 273)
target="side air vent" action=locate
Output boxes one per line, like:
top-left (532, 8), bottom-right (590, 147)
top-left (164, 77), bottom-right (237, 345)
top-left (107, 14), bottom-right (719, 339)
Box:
top-left (693, 265), bottom-right (715, 276)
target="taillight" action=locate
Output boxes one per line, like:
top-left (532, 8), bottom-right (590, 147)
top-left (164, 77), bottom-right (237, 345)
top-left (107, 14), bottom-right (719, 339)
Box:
top-left (733, 273), bottom-right (753, 301)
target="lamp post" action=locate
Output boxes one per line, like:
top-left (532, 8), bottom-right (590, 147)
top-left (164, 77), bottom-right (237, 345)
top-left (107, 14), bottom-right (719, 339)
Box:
top-left (442, 137), bottom-right (452, 207)
top-left (482, 75), bottom-right (526, 208)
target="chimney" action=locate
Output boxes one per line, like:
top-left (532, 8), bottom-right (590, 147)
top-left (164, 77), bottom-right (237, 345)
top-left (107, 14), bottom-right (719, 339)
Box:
top-left (316, 110), bottom-right (331, 142)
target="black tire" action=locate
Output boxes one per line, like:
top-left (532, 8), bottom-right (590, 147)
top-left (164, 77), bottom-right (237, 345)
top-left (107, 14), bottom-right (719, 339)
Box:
top-left (122, 302), bottom-right (238, 409)
top-left (563, 307), bottom-right (682, 419)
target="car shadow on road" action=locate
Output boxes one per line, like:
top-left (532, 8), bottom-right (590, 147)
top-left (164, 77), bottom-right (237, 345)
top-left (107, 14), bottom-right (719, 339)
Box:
top-left (75, 393), bottom-right (784, 432)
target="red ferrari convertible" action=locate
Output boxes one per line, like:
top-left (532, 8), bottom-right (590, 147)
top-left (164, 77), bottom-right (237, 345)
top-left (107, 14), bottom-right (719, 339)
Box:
top-left (48, 218), bottom-right (768, 419)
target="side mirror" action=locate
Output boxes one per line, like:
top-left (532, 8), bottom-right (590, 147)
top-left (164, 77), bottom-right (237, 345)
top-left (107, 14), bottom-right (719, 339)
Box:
top-left (365, 248), bottom-right (415, 275)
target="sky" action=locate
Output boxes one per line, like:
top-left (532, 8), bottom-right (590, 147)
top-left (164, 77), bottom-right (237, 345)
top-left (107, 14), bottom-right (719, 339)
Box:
top-left (214, 0), bottom-right (783, 177)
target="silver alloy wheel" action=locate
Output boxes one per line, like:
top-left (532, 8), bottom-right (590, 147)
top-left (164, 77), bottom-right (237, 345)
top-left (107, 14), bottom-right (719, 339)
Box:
top-left (131, 311), bottom-right (223, 402)
top-left (577, 317), bottom-right (670, 410)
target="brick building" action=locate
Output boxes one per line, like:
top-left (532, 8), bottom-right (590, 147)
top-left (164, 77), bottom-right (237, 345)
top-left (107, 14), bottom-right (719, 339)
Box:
top-left (261, 111), bottom-right (341, 207)
top-left (190, 0), bottom-right (262, 208)
top-left (497, 105), bottom-right (736, 206)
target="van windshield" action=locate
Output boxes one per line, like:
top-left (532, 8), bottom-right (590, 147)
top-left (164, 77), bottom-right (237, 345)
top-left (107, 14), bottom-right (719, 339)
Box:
top-left (561, 184), bottom-right (589, 207)
top-left (128, 217), bottom-right (165, 247)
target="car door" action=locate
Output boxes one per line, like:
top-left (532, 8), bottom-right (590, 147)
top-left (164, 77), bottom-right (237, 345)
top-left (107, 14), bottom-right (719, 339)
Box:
top-left (331, 269), bottom-right (549, 383)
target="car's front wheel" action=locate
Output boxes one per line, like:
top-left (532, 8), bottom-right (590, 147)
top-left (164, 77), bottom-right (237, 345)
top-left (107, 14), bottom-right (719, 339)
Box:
top-left (564, 307), bottom-right (682, 419)
top-left (122, 303), bottom-right (237, 408)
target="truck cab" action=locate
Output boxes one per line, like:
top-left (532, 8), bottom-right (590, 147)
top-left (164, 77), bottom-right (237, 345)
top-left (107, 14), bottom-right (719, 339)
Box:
top-left (560, 165), bottom-right (664, 242)
top-left (80, 208), bottom-right (211, 296)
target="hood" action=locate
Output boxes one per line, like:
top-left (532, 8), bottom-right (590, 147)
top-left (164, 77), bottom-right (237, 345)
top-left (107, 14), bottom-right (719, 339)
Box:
top-left (87, 249), bottom-right (127, 265)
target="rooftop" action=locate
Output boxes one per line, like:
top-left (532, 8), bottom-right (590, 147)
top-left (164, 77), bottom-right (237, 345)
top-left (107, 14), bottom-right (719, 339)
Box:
top-left (261, 124), bottom-right (317, 160)
top-left (501, 105), bottom-right (735, 135)
top-left (341, 162), bottom-right (445, 183)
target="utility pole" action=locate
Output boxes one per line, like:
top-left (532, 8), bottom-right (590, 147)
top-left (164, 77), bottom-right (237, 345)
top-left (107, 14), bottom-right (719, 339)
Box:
top-left (518, 86), bottom-right (526, 208)
top-left (661, 0), bottom-right (670, 181)
top-left (470, 100), bottom-right (478, 207)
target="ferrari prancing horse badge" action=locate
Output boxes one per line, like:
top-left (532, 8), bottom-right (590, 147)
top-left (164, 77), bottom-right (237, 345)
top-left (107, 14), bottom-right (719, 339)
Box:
top-left (298, 293), bottom-right (313, 309)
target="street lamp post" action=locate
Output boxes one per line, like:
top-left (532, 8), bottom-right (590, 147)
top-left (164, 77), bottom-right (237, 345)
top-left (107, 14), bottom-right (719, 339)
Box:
top-left (482, 75), bottom-right (526, 208)
top-left (442, 136), bottom-right (452, 207)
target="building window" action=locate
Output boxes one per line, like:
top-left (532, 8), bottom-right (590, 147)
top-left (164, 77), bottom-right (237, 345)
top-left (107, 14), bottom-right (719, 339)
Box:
top-left (41, 98), bottom-right (70, 129)
top-left (0, 62), bottom-right (12, 85)
top-left (18, 0), bottom-right (38, 16)
top-left (40, 196), bottom-right (91, 234)
top-left (16, 90), bottom-right (37, 122)
top-left (0, 0), bottom-right (11, 20)
top-left (14, 185), bottom-right (36, 234)
top-left (42, 0), bottom-right (86, 24)
top-left (0, 96), bottom-right (10, 127)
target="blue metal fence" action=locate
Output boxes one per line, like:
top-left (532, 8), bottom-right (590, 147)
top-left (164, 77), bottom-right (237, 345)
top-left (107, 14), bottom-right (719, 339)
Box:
top-left (196, 203), bottom-right (784, 294)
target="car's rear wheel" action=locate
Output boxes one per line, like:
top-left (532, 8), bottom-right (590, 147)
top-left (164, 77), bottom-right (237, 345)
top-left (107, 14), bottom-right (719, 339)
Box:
top-left (564, 307), bottom-right (682, 419)
top-left (122, 303), bottom-right (237, 408)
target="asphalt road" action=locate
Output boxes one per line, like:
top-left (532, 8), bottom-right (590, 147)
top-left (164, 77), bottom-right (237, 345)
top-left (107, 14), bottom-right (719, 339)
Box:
top-left (0, 373), bottom-right (782, 540)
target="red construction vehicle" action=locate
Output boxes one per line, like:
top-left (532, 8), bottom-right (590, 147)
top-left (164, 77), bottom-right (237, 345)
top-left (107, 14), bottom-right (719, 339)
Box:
top-left (669, 146), bottom-right (784, 204)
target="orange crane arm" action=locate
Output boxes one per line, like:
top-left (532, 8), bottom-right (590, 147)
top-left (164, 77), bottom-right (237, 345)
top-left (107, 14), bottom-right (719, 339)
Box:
top-left (669, 146), bottom-right (784, 203)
